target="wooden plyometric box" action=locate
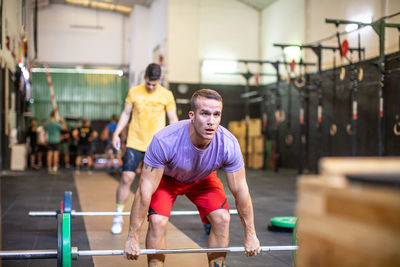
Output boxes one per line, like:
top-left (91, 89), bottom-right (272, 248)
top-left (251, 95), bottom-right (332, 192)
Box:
top-left (248, 153), bottom-right (263, 169)
top-left (248, 119), bottom-right (261, 137)
top-left (319, 157), bottom-right (400, 186)
top-left (237, 136), bottom-right (252, 154)
top-left (250, 136), bottom-right (264, 153)
top-left (296, 159), bottom-right (400, 267)
top-left (228, 121), bottom-right (246, 137)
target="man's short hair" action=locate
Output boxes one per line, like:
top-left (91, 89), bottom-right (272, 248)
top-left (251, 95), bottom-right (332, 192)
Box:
top-left (82, 117), bottom-right (89, 126)
top-left (145, 63), bottom-right (162, 81)
top-left (190, 89), bottom-right (223, 111)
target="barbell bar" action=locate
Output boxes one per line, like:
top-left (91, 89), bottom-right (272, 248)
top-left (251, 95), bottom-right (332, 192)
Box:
top-left (0, 246), bottom-right (298, 259)
top-left (29, 191), bottom-right (239, 217)
top-left (29, 209), bottom-right (239, 217)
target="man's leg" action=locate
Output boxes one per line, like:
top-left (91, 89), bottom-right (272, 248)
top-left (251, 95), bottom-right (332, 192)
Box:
top-left (116, 171), bottom-right (136, 204)
top-left (111, 170), bottom-right (136, 234)
top-left (206, 209), bottom-right (230, 267)
top-left (75, 155), bottom-right (82, 174)
top-left (111, 148), bottom-right (144, 234)
top-left (146, 214), bottom-right (169, 266)
top-left (87, 155), bottom-right (93, 174)
top-left (53, 150), bottom-right (59, 172)
top-left (186, 172), bottom-right (230, 267)
top-left (47, 150), bottom-right (53, 172)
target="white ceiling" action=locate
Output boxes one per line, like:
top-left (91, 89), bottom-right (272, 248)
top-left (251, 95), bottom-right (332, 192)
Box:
top-left (237, 0), bottom-right (276, 11)
top-left (52, 0), bottom-right (276, 11)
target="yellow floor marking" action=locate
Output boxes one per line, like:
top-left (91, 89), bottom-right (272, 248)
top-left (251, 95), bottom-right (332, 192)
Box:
top-left (74, 172), bottom-right (208, 267)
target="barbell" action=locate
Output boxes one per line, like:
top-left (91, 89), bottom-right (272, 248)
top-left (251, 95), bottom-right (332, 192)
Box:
top-left (0, 212), bottom-right (298, 267)
top-left (28, 191), bottom-right (239, 217)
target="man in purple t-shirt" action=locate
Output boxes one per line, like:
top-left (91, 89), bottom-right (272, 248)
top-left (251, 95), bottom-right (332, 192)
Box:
top-left (124, 89), bottom-right (260, 267)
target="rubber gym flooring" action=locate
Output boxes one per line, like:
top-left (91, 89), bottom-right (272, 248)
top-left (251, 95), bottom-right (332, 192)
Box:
top-left (1, 168), bottom-right (297, 267)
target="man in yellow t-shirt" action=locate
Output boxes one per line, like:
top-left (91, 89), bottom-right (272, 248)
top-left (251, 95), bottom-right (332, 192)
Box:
top-left (111, 63), bottom-right (178, 234)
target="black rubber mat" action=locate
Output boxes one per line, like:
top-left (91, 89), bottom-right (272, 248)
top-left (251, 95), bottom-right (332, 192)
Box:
top-left (1, 169), bottom-right (94, 267)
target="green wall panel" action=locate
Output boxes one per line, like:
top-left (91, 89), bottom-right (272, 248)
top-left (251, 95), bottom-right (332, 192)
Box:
top-left (31, 70), bottom-right (128, 123)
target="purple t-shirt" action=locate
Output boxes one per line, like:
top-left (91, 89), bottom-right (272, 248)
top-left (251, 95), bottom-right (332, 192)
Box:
top-left (144, 120), bottom-right (244, 184)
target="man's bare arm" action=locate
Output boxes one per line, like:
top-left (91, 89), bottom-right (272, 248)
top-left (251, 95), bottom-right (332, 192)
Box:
top-left (225, 167), bottom-right (260, 256)
top-left (125, 164), bottom-right (164, 260)
top-left (112, 102), bottom-right (133, 150)
top-left (167, 110), bottom-right (178, 124)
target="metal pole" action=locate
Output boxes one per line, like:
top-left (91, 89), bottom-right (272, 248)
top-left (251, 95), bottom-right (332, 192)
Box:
top-left (29, 209), bottom-right (239, 217)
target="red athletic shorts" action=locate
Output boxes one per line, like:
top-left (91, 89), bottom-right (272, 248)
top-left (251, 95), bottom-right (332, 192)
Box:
top-left (148, 171), bottom-right (229, 224)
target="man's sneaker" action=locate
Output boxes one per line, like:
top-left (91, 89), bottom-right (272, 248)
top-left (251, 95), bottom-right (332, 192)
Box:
top-left (111, 216), bottom-right (123, 235)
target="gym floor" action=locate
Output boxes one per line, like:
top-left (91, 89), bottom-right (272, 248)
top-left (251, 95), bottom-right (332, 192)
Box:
top-left (1, 168), bottom-right (297, 267)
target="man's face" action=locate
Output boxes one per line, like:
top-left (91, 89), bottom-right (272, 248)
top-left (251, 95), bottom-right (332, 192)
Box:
top-left (144, 77), bottom-right (160, 93)
top-left (189, 96), bottom-right (222, 141)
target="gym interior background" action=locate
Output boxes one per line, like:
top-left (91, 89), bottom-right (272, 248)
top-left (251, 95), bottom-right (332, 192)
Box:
top-left (1, 0), bottom-right (400, 266)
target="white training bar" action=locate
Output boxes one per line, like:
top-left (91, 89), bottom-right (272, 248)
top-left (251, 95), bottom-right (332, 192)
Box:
top-left (29, 209), bottom-right (239, 217)
top-left (77, 246), bottom-right (298, 257)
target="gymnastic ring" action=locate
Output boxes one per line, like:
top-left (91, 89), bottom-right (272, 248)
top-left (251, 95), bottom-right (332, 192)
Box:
top-left (301, 135), bottom-right (306, 145)
top-left (358, 68), bottom-right (364, 82)
top-left (285, 134), bottom-right (293, 145)
top-left (346, 123), bottom-right (352, 135)
top-left (340, 67), bottom-right (346, 81)
top-left (329, 124), bottom-right (337, 136)
top-left (294, 76), bottom-right (306, 88)
top-left (275, 110), bottom-right (285, 123)
top-left (280, 110), bottom-right (286, 122)
top-left (394, 122), bottom-right (400, 136)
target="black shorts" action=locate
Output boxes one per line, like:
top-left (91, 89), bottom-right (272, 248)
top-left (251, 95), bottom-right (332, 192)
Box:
top-left (122, 147), bottom-right (144, 173)
top-left (30, 144), bottom-right (38, 154)
top-left (77, 144), bottom-right (92, 157)
top-left (38, 145), bottom-right (47, 153)
top-left (47, 143), bottom-right (59, 151)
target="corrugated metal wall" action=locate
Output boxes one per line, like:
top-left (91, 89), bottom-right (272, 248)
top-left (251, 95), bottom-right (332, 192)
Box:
top-left (31, 70), bottom-right (128, 122)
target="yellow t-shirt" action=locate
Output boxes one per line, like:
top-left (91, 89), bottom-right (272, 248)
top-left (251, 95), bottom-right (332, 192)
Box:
top-left (126, 83), bottom-right (176, 151)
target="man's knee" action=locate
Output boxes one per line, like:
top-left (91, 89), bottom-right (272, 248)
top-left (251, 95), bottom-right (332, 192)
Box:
top-left (209, 210), bottom-right (230, 228)
top-left (148, 215), bottom-right (169, 232)
top-left (148, 215), bottom-right (169, 240)
top-left (120, 172), bottom-right (135, 185)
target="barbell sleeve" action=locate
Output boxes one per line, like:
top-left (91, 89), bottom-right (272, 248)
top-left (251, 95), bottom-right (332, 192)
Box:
top-left (0, 250), bottom-right (58, 259)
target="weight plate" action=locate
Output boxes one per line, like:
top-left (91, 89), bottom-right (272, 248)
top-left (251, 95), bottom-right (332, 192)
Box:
top-left (57, 214), bottom-right (63, 267)
top-left (267, 224), bottom-right (293, 232)
top-left (62, 213), bottom-right (71, 267)
top-left (64, 191), bottom-right (72, 213)
top-left (270, 216), bottom-right (297, 228)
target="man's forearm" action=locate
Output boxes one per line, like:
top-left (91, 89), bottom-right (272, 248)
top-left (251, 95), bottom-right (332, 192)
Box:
top-left (114, 112), bottom-right (130, 138)
top-left (235, 191), bottom-right (256, 235)
top-left (127, 186), bottom-right (152, 239)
